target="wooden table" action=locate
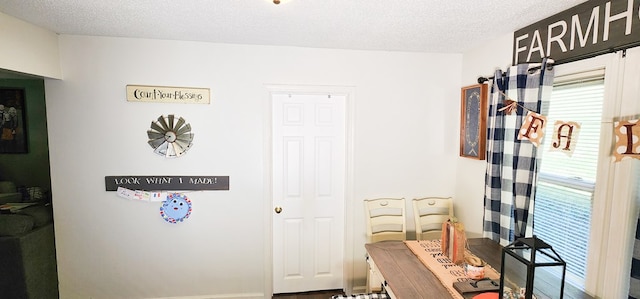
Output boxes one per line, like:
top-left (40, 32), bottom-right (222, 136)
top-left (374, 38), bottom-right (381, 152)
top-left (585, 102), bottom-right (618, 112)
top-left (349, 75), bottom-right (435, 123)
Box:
top-left (365, 238), bottom-right (594, 299)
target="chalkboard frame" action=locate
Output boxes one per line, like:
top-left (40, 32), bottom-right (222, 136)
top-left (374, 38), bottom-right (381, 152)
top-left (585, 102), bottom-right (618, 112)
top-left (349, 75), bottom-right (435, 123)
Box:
top-left (460, 84), bottom-right (487, 160)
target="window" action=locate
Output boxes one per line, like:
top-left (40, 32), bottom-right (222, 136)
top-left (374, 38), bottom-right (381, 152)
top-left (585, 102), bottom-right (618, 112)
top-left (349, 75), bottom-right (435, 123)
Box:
top-left (533, 73), bottom-right (605, 288)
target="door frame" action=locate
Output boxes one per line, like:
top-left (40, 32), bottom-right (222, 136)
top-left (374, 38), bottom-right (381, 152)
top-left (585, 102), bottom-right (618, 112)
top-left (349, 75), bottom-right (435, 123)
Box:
top-left (263, 84), bottom-right (355, 296)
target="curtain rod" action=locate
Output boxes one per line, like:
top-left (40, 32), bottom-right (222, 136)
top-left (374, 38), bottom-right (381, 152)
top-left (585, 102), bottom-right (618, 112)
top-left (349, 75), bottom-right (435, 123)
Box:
top-left (476, 48), bottom-right (630, 84)
top-left (476, 58), bottom-right (557, 84)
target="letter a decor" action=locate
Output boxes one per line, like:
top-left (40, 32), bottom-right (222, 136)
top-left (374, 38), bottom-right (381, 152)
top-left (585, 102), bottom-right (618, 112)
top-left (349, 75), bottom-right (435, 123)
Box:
top-left (549, 121), bottom-right (581, 157)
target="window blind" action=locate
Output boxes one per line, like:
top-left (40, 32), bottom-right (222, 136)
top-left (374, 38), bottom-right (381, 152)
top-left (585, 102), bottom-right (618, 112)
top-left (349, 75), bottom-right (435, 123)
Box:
top-left (534, 75), bottom-right (605, 288)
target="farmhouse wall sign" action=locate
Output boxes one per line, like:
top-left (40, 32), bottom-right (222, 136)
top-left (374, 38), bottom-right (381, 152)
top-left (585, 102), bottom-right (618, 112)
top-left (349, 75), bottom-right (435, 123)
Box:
top-left (105, 176), bottom-right (230, 191)
top-left (126, 85), bottom-right (210, 104)
top-left (513, 0), bottom-right (640, 64)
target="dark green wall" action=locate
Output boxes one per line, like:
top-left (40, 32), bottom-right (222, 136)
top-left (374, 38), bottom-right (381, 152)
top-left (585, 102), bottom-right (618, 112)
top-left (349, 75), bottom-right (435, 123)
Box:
top-left (0, 79), bottom-right (51, 192)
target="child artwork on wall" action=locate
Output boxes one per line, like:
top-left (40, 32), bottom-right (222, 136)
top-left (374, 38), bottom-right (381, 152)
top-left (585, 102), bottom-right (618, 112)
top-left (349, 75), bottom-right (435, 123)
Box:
top-left (115, 187), bottom-right (193, 224)
top-left (160, 193), bottom-right (192, 224)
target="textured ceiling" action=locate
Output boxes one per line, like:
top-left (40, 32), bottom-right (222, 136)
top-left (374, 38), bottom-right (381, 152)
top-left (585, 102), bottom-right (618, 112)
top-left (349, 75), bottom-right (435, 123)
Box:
top-left (0, 0), bottom-right (587, 53)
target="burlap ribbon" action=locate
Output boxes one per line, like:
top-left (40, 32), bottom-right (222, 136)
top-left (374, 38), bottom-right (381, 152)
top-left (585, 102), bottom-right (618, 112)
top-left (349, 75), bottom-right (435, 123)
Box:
top-left (405, 240), bottom-right (501, 299)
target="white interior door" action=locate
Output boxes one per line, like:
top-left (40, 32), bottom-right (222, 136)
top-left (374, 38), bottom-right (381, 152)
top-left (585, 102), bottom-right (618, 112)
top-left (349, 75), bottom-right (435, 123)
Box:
top-left (272, 93), bottom-right (345, 294)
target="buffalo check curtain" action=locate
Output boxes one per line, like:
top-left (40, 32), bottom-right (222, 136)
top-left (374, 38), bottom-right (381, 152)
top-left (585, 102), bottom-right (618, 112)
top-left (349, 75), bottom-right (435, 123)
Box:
top-left (631, 213), bottom-right (640, 298)
top-left (483, 59), bottom-right (554, 246)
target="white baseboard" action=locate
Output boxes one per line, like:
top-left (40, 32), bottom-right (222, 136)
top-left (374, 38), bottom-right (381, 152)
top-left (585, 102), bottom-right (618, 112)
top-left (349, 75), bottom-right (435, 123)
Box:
top-left (153, 293), bottom-right (264, 299)
top-left (351, 285), bottom-right (367, 294)
top-left (151, 286), bottom-right (368, 298)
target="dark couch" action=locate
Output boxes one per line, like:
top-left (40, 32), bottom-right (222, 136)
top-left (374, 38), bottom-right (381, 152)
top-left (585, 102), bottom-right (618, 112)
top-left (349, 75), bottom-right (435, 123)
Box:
top-left (0, 204), bottom-right (59, 299)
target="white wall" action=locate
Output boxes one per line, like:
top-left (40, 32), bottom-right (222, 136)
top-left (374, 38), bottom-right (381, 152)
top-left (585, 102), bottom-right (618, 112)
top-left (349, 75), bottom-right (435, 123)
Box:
top-left (44, 35), bottom-right (462, 298)
top-left (0, 12), bottom-right (62, 79)
top-left (456, 32), bottom-right (513, 238)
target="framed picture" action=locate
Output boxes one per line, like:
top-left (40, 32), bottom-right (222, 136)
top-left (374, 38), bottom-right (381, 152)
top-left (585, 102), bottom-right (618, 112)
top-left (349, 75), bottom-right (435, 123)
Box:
top-left (460, 84), bottom-right (487, 160)
top-left (0, 88), bottom-right (28, 153)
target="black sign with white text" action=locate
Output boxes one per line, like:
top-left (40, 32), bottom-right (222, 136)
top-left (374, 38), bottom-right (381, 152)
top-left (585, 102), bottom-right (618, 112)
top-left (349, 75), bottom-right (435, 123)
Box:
top-left (513, 0), bottom-right (640, 64)
top-left (105, 176), bottom-right (230, 191)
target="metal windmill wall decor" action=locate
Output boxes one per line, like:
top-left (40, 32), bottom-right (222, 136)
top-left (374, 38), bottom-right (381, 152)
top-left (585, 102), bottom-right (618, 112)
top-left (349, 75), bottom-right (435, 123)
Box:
top-left (147, 114), bottom-right (194, 158)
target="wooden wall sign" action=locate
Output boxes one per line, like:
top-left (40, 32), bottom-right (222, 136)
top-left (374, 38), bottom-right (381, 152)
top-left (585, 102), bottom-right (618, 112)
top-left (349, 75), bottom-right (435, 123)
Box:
top-left (105, 176), bottom-right (229, 191)
top-left (513, 0), bottom-right (640, 65)
top-left (126, 85), bottom-right (210, 104)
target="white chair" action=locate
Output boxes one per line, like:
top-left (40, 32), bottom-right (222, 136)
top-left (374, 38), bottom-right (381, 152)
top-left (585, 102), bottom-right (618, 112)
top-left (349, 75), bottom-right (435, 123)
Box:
top-left (364, 198), bottom-right (406, 243)
top-left (364, 197), bottom-right (406, 293)
top-left (412, 197), bottom-right (453, 240)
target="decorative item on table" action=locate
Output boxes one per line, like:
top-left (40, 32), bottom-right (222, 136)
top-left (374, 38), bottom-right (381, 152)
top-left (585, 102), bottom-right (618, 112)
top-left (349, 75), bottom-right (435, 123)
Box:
top-left (465, 255), bottom-right (486, 280)
top-left (453, 277), bottom-right (500, 295)
top-left (499, 236), bottom-right (565, 299)
top-left (441, 217), bottom-right (466, 265)
top-left (454, 255), bottom-right (500, 296)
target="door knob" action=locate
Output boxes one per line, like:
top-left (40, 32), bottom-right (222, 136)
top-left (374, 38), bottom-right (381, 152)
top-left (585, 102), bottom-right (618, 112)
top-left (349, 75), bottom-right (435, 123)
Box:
top-left (274, 206), bottom-right (283, 214)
